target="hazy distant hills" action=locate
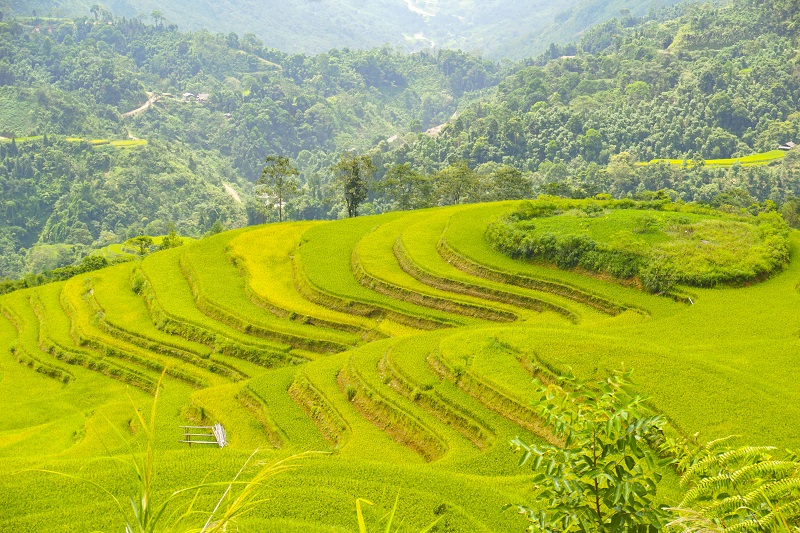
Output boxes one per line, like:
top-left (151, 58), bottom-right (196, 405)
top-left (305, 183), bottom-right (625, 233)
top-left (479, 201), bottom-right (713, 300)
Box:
top-left (9, 0), bottom-right (680, 58)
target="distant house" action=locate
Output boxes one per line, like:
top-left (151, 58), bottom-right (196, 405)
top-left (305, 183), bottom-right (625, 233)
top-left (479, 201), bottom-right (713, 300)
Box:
top-left (196, 93), bottom-right (210, 103)
top-left (779, 141), bottom-right (796, 151)
top-left (182, 92), bottom-right (195, 101)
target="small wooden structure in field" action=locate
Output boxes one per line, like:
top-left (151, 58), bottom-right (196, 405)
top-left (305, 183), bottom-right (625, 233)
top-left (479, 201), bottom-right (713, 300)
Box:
top-left (180, 423), bottom-right (228, 448)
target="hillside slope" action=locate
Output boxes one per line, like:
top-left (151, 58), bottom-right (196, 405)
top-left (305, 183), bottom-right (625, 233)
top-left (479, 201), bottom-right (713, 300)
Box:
top-left (9, 0), bottom-right (683, 58)
top-left (1, 200), bottom-right (799, 530)
top-left (4, 0), bottom-right (800, 286)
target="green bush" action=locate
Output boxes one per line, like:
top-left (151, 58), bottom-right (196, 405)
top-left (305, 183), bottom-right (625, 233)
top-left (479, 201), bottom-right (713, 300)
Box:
top-left (486, 202), bottom-right (791, 290)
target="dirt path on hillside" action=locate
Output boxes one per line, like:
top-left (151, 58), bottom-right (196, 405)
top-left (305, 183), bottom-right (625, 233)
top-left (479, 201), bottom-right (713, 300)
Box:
top-left (224, 183), bottom-right (242, 203)
top-left (237, 50), bottom-right (282, 70)
top-left (122, 93), bottom-right (159, 118)
top-left (403, 0), bottom-right (436, 17)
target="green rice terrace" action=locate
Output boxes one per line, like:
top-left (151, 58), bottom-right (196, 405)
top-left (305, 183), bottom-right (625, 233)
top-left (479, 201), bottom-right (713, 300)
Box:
top-left (1, 199), bottom-right (799, 531)
top-left (636, 150), bottom-right (788, 168)
top-left (0, 136), bottom-right (148, 149)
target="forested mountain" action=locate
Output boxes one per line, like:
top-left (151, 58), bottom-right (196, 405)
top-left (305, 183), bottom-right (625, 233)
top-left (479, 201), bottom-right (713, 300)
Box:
top-left (0, 15), bottom-right (500, 278)
top-left (372, 0), bottom-right (800, 204)
top-left (6, 0), bottom-right (683, 59)
top-left (2, 0), bottom-right (800, 283)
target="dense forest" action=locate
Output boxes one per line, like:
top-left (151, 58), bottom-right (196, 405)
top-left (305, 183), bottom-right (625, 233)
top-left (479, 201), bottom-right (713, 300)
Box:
top-left (0, 13), bottom-right (500, 278)
top-left (374, 0), bottom-right (800, 203)
top-left (2, 0), bottom-right (800, 281)
top-left (6, 0), bottom-right (683, 59)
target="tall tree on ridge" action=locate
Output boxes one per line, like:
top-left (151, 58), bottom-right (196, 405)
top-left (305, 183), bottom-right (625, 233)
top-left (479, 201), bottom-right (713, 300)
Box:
top-left (258, 155), bottom-right (300, 223)
top-left (333, 153), bottom-right (375, 218)
top-left (151, 10), bottom-right (164, 28)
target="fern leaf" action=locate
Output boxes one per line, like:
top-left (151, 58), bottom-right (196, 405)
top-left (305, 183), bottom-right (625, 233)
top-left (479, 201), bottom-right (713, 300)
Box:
top-left (683, 446), bottom-right (777, 481)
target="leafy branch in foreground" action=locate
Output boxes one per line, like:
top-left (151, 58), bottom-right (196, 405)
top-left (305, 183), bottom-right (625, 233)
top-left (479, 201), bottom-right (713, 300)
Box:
top-left (666, 436), bottom-right (800, 533)
top-left (511, 372), bottom-right (670, 532)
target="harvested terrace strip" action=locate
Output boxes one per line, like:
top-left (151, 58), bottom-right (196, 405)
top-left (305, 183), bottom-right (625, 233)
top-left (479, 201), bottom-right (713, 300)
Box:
top-left (247, 366), bottom-right (330, 449)
top-left (61, 275), bottom-right (210, 388)
top-left (138, 247), bottom-right (309, 366)
top-left (296, 215), bottom-right (470, 330)
top-left (91, 263), bottom-right (250, 382)
top-left (378, 337), bottom-right (495, 451)
top-left (181, 232), bottom-right (358, 353)
top-left (395, 207), bottom-right (590, 323)
top-left (228, 223), bottom-right (388, 341)
top-left (339, 348), bottom-right (450, 462)
top-left (431, 330), bottom-right (562, 448)
top-left (292, 345), bottom-right (429, 464)
top-left (1, 290), bottom-right (75, 384)
top-left (352, 218), bottom-right (523, 323)
top-left (442, 204), bottom-right (669, 317)
top-left (32, 283), bottom-right (156, 392)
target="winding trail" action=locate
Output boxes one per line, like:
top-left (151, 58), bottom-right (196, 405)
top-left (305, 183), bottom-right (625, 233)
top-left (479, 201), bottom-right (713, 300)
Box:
top-left (223, 183), bottom-right (242, 203)
top-left (403, 0), bottom-right (436, 17)
top-left (237, 50), bottom-right (282, 70)
top-left (122, 93), bottom-right (159, 118)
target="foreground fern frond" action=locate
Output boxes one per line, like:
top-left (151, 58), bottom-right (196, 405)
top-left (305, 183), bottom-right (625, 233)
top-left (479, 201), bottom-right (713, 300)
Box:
top-left (667, 438), bottom-right (800, 533)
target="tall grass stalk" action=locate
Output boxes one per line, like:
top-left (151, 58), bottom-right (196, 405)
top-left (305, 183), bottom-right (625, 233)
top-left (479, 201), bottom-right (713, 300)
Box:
top-left (356, 495), bottom-right (442, 533)
top-left (26, 372), bottom-right (317, 532)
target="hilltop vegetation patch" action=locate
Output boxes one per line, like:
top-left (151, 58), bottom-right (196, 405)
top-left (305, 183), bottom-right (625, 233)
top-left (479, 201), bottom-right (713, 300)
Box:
top-left (486, 200), bottom-right (790, 292)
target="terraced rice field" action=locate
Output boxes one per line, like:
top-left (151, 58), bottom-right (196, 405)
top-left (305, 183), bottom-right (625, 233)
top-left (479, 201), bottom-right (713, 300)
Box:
top-left (0, 136), bottom-right (148, 149)
top-left (637, 149), bottom-right (787, 167)
top-left (1, 200), bottom-right (799, 531)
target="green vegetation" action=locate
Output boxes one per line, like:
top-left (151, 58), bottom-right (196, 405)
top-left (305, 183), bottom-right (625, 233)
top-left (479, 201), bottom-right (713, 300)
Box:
top-left (5, 0), bottom-right (800, 287)
top-left (2, 200), bottom-right (800, 530)
top-left (639, 150), bottom-right (788, 168)
top-left (5, 0), bottom-right (800, 529)
top-left (369, 0), bottom-right (800, 217)
top-left (511, 373), bottom-right (670, 532)
top-left (668, 437), bottom-right (800, 531)
top-left (487, 200), bottom-right (790, 292)
top-left (10, 0), bottom-right (672, 59)
top-left (258, 156), bottom-right (299, 223)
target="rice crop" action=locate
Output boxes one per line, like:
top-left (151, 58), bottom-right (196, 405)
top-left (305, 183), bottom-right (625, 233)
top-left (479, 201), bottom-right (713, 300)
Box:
top-left (637, 150), bottom-right (787, 167)
top-left (1, 200), bottom-right (799, 531)
top-left (228, 222), bottom-right (385, 340)
top-left (352, 214), bottom-right (526, 322)
top-left (180, 232), bottom-right (358, 352)
top-left (0, 136), bottom-right (148, 148)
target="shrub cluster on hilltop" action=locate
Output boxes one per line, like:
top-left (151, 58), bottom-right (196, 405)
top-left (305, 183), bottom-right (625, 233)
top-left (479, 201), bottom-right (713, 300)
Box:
top-left (486, 200), bottom-right (791, 293)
